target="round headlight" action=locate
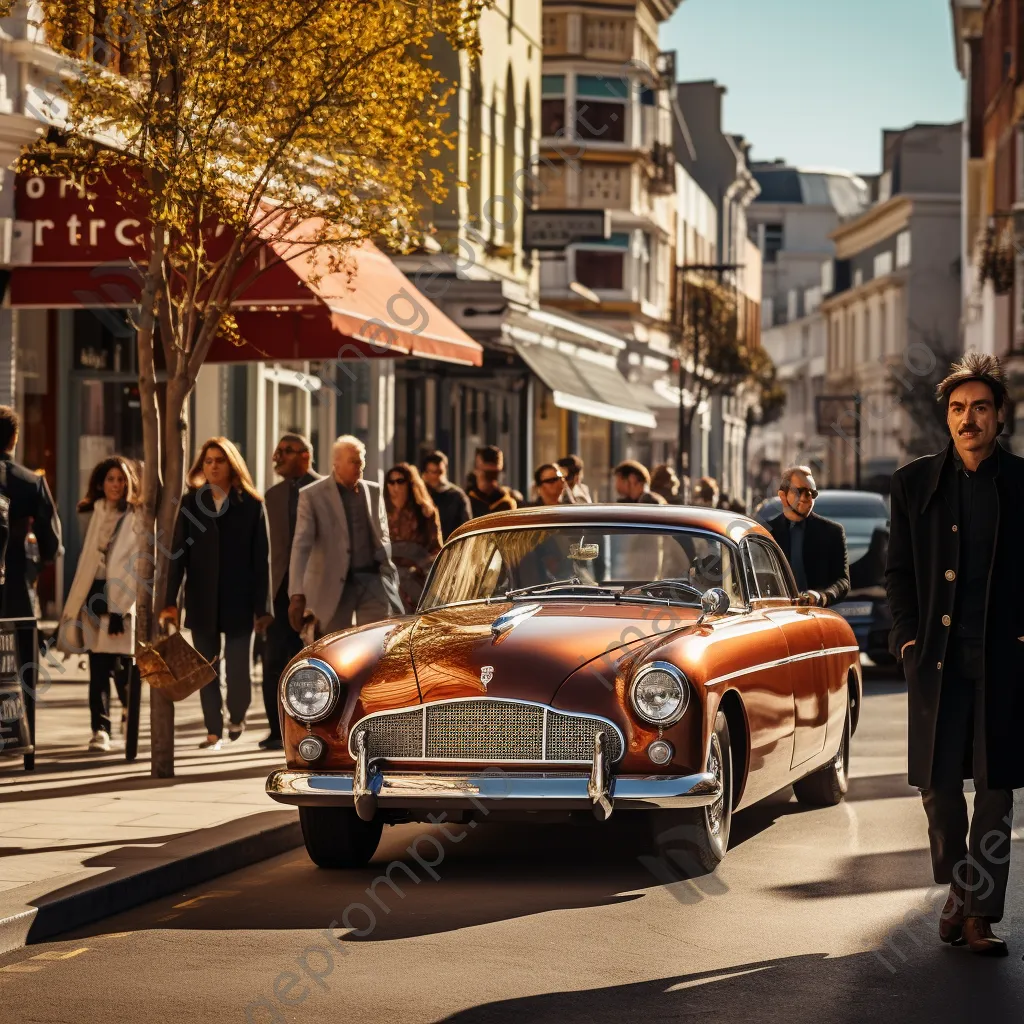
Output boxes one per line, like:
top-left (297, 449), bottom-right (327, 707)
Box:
top-left (630, 663), bottom-right (689, 726)
top-left (282, 659), bottom-right (341, 723)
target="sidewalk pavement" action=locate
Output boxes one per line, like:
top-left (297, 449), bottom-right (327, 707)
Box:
top-left (0, 654), bottom-right (300, 953)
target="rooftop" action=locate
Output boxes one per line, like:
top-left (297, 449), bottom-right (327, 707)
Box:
top-left (750, 163), bottom-right (870, 219)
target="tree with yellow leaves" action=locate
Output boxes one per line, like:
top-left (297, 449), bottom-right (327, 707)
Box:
top-left (0, 0), bottom-right (483, 775)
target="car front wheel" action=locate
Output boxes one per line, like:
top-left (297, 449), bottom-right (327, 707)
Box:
top-left (792, 701), bottom-right (851, 807)
top-left (299, 806), bottom-right (383, 869)
top-left (645, 710), bottom-right (733, 876)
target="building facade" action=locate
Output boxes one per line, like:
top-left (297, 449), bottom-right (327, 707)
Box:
top-left (950, 0), bottom-right (1024, 450)
top-left (820, 123), bottom-right (963, 489)
top-left (746, 163), bottom-right (869, 489)
top-left (674, 79), bottom-right (762, 500)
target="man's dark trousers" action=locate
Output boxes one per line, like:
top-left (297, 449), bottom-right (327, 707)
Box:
top-left (920, 640), bottom-right (1014, 921)
top-left (262, 582), bottom-right (302, 742)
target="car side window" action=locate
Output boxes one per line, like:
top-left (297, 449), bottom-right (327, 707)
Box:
top-left (746, 540), bottom-right (790, 600)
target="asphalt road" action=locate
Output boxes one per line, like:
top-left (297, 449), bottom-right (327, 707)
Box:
top-left (2, 670), bottom-right (1022, 1024)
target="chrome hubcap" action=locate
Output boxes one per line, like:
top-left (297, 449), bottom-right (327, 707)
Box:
top-left (705, 734), bottom-right (725, 838)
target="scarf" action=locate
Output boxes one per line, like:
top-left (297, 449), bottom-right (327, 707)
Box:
top-left (92, 499), bottom-right (123, 575)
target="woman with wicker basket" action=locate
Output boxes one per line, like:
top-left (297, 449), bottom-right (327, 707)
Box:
top-left (57, 456), bottom-right (145, 753)
top-left (159, 438), bottom-right (272, 751)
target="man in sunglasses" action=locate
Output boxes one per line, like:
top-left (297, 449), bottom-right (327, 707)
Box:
top-left (766, 465), bottom-right (849, 608)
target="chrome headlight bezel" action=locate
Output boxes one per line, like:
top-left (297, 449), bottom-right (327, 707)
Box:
top-left (629, 661), bottom-right (690, 727)
top-left (280, 658), bottom-right (342, 724)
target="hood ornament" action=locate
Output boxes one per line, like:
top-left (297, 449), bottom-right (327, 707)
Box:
top-left (491, 602), bottom-right (542, 640)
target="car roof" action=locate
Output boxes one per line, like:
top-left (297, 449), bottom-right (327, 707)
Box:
top-left (446, 503), bottom-right (774, 545)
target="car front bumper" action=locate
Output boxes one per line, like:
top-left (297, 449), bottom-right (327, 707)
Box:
top-left (266, 768), bottom-right (722, 818)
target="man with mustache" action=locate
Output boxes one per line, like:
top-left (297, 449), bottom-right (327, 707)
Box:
top-left (886, 352), bottom-right (1023, 957)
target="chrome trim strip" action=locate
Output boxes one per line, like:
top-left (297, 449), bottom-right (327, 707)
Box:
top-left (347, 696), bottom-right (627, 764)
top-left (541, 707), bottom-right (548, 762)
top-left (279, 658), bottom-right (342, 724)
top-left (705, 645), bottom-right (861, 688)
top-left (491, 602), bottom-right (543, 637)
top-left (266, 768), bottom-right (722, 810)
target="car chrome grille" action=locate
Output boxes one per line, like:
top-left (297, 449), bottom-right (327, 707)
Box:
top-left (352, 699), bottom-right (623, 764)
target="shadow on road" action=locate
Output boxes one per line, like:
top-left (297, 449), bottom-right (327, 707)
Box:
top-left (433, 946), bottom-right (1024, 1023)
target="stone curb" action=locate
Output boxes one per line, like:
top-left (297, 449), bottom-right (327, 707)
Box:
top-left (0, 810), bottom-right (301, 955)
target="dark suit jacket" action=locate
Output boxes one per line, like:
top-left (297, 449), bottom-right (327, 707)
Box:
top-left (428, 483), bottom-right (472, 541)
top-left (265, 471), bottom-right (321, 598)
top-left (164, 485), bottom-right (272, 636)
top-left (0, 453), bottom-right (62, 618)
top-left (767, 511), bottom-right (850, 607)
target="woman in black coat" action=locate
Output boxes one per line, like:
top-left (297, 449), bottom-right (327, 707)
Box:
top-left (160, 438), bottom-right (272, 750)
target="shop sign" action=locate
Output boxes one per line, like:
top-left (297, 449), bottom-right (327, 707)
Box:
top-left (523, 209), bottom-right (609, 251)
top-left (14, 172), bottom-right (147, 265)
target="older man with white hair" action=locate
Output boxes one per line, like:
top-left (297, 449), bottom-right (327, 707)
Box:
top-left (288, 435), bottom-right (402, 637)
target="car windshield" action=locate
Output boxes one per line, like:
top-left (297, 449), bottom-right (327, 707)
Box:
top-left (421, 526), bottom-right (743, 611)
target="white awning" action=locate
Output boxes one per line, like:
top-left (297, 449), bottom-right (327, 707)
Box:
top-left (514, 343), bottom-right (657, 429)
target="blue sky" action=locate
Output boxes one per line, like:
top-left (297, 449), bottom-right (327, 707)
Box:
top-left (663, 0), bottom-right (965, 174)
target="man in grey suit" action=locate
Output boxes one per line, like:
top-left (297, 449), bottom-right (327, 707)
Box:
top-left (259, 433), bottom-right (322, 750)
top-left (288, 435), bottom-right (402, 638)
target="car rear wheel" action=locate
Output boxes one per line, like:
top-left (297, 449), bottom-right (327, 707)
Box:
top-left (793, 701), bottom-right (851, 807)
top-left (645, 710), bottom-right (733, 876)
top-left (299, 806), bottom-right (383, 869)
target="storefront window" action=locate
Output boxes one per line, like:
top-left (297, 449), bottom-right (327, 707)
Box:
top-left (77, 380), bottom-right (145, 500)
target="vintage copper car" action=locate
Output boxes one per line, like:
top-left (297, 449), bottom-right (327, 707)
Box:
top-left (267, 505), bottom-right (862, 873)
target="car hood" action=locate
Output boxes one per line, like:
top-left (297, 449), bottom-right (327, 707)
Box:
top-left (410, 600), bottom-right (694, 705)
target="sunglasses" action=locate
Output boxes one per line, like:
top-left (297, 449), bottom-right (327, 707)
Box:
top-left (386, 477), bottom-right (408, 486)
top-left (539, 476), bottom-right (563, 486)
top-left (789, 487), bottom-right (818, 500)
top-left (273, 446), bottom-right (303, 458)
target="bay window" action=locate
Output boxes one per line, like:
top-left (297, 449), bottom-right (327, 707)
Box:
top-left (574, 75), bottom-right (628, 143)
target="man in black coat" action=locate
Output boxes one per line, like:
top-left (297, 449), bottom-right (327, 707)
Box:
top-left (0, 407), bottom-right (62, 620)
top-left (885, 353), bottom-right (1021, 957)
top-left (420, 450), bottom-right (471, 541)
top-left (766, 466), bottom-right (849, 607)
top-left (0, 408), bottom-right (62, 724)
top-left (260, 434), bottom-right (321, 750)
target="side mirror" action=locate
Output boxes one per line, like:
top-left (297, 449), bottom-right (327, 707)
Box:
top-left (697, 587), bottom-right (730, 626)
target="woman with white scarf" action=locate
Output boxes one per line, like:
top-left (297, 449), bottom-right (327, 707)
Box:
top-left (57, 456), bottom-right (144, 752)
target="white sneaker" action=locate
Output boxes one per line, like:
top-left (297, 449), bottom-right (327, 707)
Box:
top-left (88, 730), bottom-right (111, 752)
top-left (198, 735), bottom-right (223, 751)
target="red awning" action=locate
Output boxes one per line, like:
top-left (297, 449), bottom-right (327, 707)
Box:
top-left (207, 236), bottom-right (482, 366)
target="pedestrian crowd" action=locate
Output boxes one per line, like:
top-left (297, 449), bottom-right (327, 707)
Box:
top-left (1, 402), bottom-right (747, 757)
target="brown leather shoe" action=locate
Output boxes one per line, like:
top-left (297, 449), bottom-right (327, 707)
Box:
top-left (962, 917), bottom-right (1009, 957)
top-left (939, 882), bottom-right (966, 945)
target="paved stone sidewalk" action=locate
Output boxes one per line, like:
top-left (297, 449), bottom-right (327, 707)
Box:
top-left (0, 661), bottom-right (297, 950)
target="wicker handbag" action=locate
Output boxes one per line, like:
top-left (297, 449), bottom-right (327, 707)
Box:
top-left (137, 627), bottom-right (217, 702)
